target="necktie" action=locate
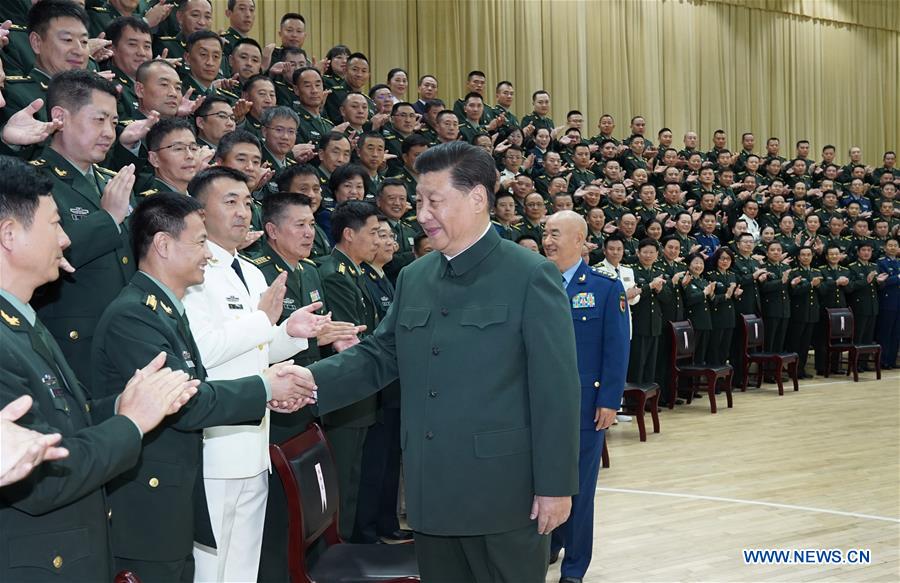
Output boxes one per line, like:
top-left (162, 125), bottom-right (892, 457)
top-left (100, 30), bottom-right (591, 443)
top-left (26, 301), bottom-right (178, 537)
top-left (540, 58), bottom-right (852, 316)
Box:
top-left (231, 257), bottom-right (249, 292)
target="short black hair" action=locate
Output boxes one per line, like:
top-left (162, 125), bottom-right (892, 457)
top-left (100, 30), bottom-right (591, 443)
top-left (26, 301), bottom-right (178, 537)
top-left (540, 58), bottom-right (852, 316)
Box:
top-left (413, 231), bottom-right (430, 253)
top-left (105, 16), bottom-right (151, 45)
top-left (532, 89), bottom-right (549, 101)
top-left (318, 131), bottom-right (351, 152)
top-left (368, 83), bottom-right (390, 100)
top-left (391, 101), bottom-right (415, 115)
top-left (147, 117), bottom-right (196, 152)
top-left (230, 36), bottom-right (262, 55)
top-left (566, 110), bottom-right (582, 119)
top-left (328, 163), bottom-right (370, 197)
top-left (188, 166), bottom-right (248, 201)
top-left (0, 156), bottom-right (54, 228)
top-left (401, 134), bottom-right (430, 155)
top-left (135, 59), bottom-right (177, 84)
top-left (414, 142), bottom-right (498, 207)
top-left (216, 129), bottom-right (261, 160)
top-left (262, 192), bottom-right (312, 227)
top-left (242, 74), bottom-right (275, 95)
top-left (194, 95), bottom-right (232, 119)
top-left (467, 70), bottom-right (486, 80)
top-left (28, 0), bottom-right (88, 36)
top-left (347, 52), bottom-right (369, 65)
top-left (46, 69), bottom-right (119, 114)
top-left (423, 99), bottom-right (445, 114)
top-left (377, 178), bottom-right (406, 198)
top-left (292, 65), bottom-right (323, 86)
top-left (637, 237), bottom-right (659, 251)
top-left (463, 92), bottom-right (483, 103)
top-left (357, 132), bottom-right (385, 148)
top-left (418, 74), bottom-right (437, 85)
top-left (280, 12), bottom-right (305, 25)
top-left (330, 200), bottom-right (379, 244)
top-left (186, 30), bottom-right (223, 52)
top-left (131, 192), bottom-right (204, 261)
top-left (227, 0), bottom-right (255, 10)
top-left (275, 164), bottom-right (318, 191)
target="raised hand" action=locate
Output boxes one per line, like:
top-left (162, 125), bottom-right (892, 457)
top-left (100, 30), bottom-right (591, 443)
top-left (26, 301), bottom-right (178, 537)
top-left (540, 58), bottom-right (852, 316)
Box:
top-left (119, 109), bottom-right (160, 149)
top-left (211, 75), bottom-right (241, 91)
top-left (1, 99), bottom-right (63, 145)
top-left (317, 319), bottom-right (364, 346)
top-left (0, 395), bottom-right (69, 487)
top-left (117, 352), bottom-right (201, 434)
top-left (233, 98), bottom-right (252, 123)
top-left (145, 0), bottom-right (174, 28)
top-left (237, 230), bottom-right (264, 251)
top-left (285, 302), bottom-right (329, 339)
top-left (257, 271), bottom-right (288, 325)
top-left (177, 88), bottom-right (205, 117)
top-left (88, 34), bottom-right (114, 62)
top-left (100, 164), bottom-right (136, 224)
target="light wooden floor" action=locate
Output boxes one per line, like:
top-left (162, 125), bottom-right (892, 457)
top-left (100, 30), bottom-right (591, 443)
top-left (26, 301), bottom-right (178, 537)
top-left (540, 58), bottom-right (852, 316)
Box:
top-left (547, 369), bottom-right (900, 582)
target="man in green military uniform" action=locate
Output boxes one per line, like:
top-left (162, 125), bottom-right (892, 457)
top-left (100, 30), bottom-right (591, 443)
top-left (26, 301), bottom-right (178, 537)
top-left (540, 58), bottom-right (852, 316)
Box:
top-left (381, 101), bottom-right (418, 164)
top-left (293, 66), bottom-right (335, 144)
top-left (152, 0), bottom-right (213, 61)
top-left (302, 142), bottom-right (579, 582)
top-left (376, 178), bottom-right (418, 283)
top-left (847, 241), bottom-right (884, 346)
top-left (2, 1), bottom-right (92, 125)
top-left (179, 30), bottom-right (241, 103)
top-left (786, 246), bottom-right (822, 377)
top-left (30, 71), bottom-right (137, 385)
top-left (628, 239), bottom-right (669, 384)
top-left (316, 201), bottom-right (381, 541)
top-left (220, 0), bottom-right (256, 60)
top-left (517, 192), bottom-right (547, 247)
top-left (452, 70), bottom-right (491, 125)
top-left (521, 89), bottom-right (555, 133)
top-left (730, 233), bottom-right (762, 384)
top-left (0, 156), bottom-right (200, 583)
top-left (388, 134), bottom-right (429, 206)
top-left (101, 16), bottom-right (153, 119)
top-left (137, 117), bottom-right (203, 197)
top-left (491, 80), bottom-right (519, 133)
top-left (87, 0), bottom-right (165, 38)
top-left (814, 243), bottom-right (852, 374)
top-left (758, 241), bottom-right (792, 352)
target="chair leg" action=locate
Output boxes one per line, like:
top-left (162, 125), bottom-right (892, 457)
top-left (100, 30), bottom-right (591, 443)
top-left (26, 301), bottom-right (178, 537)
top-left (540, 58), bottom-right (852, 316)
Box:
top-left (755, 362), bottom-right (763, 388)
top-left (741, 365), bottom-right (749, 392)
top-left (601, 438), bottom-right (609, 469)
top-left (824, 350), bottom-right (831, 378)
top-left (789, 360), bottom-right (799, 392)
top-left (707, 373), bottom-right (717, 414)
top-left (725, 372), bottom-right (734, 408)
top-left (649, 393), bottom-right (660, 433)
top-left (876, 349), bottom-right (882, 380)
top-left (776, 360), bottom-right (785, 396)
top-left (668, 372), bottom-right (677, 409)
top-left (850, 350), bottom-right (859, 382)
top-left (635, 393), bottom-right (647, 442)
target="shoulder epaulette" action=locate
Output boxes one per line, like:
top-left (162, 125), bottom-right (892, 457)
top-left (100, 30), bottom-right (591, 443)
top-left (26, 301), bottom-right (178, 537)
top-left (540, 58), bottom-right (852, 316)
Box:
top-left (144, 293), bottom-right (158, 311)
top-left (158, 36), bottom-right (177, 40)
top-left (5, 76), bottom-right (31, 83)
top-left (139, 188), bottom-right (159, 197)
top-left (0, 310), bottom-right (21, 328)
top-left (301, 258), bottom-right (317, 266)
top-left (93, 165), bottom-right (117, 176)
top-left (119, 119), bottom-right (136, 126)
top-left (219, 88), bottom-right (239, 99)
top-left (28, 159), bottom-right (47, 167)
top-left (89, 5), bottom-right (108, 12)
top-left (247, 255), bottom-right (271, 266)
top-left (8, 24), bottom-right (25, 31)
top-left (591, 265), bottom-right (617, 279)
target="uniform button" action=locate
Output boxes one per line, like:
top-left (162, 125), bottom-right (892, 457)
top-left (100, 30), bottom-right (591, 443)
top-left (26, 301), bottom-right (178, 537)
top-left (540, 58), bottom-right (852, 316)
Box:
top-left (581, 316), bottom-right (587, 321)
top-left (68, 330), bottom-right (79, 340)
top-left (148, 477), bottom-right (159, 488)
top-left (441, 308), bottom-right (449, 316)
top-left (52, 555), bottom-right (63, 569)
top-left (429, 390), bottom-right (437, 398)
top-left (108, 508), bottom-right (113, 519)
top-left (432, 346), bottom-right (440, 355)
top-left (425, 431), bottom-right (434, 440)
top-left (122, 256), bottom-right (129, 265)
top-left (593, 381), bottom-right (600, 388)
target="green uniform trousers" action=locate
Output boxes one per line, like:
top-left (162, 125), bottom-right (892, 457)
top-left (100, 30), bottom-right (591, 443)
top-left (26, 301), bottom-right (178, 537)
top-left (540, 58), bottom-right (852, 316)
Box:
top-left (324, 425), bottom-right (369, 540)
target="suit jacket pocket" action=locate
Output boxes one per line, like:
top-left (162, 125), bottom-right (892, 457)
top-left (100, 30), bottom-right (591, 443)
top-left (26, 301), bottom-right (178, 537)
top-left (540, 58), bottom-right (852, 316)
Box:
top-left (459, 305), bottom-right (508, 329)
top-left (132, 459), bottom-right (184, 491)
top-left (398, 307), bottom-right (430, 330)
top-left (473, 426), bottom-right (531, 458)
top-left (8, 527), bottom-right (89, 572)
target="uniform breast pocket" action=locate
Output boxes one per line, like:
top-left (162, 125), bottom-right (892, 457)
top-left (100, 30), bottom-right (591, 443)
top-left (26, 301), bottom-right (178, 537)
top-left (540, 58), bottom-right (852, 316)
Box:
top-left (398, 307), bottom-right (431, 331)
top-left (572, 307), bottom-right (602, 322)
top-left (459, 305), bottom-right (508, 329)
top-left (8, 527), bottom-right (90, 573)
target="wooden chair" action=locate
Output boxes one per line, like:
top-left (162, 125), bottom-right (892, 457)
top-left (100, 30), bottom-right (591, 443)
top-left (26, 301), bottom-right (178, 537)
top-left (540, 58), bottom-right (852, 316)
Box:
top-left (269, 423), bottom-right (420, 583)
top-left (602, 438), bottom-right (609, 469)
top-left (621, 382), bottom-right (661, 441)
top-left (114, 572), bottom-right (141, 583)
top-left (668, 321), bottom-right (734, 414)
top-left (825, 308), bottom-right (882, 382)
top-left (740, 314), bottom-right (799, 395)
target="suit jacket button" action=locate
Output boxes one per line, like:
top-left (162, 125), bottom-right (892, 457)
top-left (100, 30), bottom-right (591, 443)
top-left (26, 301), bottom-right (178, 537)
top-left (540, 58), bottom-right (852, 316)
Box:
top-left (149, 477), bottom-right (159, 488)
top-left (425, 431), bottom-right (434, 439)
top-left (440, 308), bottom-right (449, 316)
top-left (52, 555), bottom-right (63, 569)
top-left (429, 390), bottom-right (437, 398)
top-left (122, 256), bottom-right (129, 264)
top-left (594, 381), bottom-right (600, 388)
top-left (581, 316), bottom-right (587, 321)
top-left (431, 346), bottom-right (440, 355)
top-left (68, 330), bottom-right (79, 340)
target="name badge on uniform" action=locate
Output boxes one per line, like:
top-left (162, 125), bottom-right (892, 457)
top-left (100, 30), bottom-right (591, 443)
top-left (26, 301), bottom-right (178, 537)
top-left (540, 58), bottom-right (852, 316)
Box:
top-left (310, 290), bottom-right (321, 303)
top-left (41, 373), bottom-right (65, 399)
top-left (226, 295), bottom-right (244, 310)
top-left (572, 292), bottom-right (595, 309)
top-left (69, 207), bottom-right (90, 221)
top-left (182, 350), bottom-right (195, 369)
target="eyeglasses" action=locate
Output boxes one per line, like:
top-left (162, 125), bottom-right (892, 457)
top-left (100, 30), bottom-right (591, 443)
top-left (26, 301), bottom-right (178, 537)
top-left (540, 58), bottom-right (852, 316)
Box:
top-left (265, 126), bottom-right (299, 137)
top-left (155, 142), bottom-right (201, 154)
top-left (198, 112), bottom-right (237, 122)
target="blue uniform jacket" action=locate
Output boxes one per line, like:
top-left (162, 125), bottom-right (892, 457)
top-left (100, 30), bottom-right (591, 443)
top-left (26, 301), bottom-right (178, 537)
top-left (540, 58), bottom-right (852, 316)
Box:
top-left (877, 256), bottom-right (900, 312)
top-left (566, 261), bottom-right (630, 428)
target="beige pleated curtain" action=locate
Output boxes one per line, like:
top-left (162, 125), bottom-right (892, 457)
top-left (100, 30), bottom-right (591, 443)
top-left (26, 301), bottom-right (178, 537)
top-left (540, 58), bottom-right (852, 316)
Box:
top-left (212, 0), bottom-right (899, 162)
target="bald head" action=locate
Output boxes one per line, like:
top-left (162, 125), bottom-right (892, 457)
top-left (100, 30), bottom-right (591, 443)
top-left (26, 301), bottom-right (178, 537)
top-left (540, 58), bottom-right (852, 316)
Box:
top-left (543, 210), bottom-right (587, 271)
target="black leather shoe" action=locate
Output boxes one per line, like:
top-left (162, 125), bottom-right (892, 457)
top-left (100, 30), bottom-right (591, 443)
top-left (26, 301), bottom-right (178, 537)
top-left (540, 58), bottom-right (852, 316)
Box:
top-left (378, 529), bottom-right (414, 544)
top-left (549, 548), bottom-right (561, 565)
top-left (560, 577), bottom-right (583, 583)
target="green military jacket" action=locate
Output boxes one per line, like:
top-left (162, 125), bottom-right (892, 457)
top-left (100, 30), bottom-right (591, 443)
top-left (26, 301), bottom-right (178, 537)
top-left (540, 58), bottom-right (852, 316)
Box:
top-left (847, 260), bottom-right (879, 316)
top-left (458, 119), bottom-right (486, 143)
top-left (87, 2), bottom-right (127, 37)
top-left (0, 22), bottom-right (33, 76)
top-left (788, 266), bottom-right (821, 323)
top-left (489, 104), bottom-right (519, 133)
top-left (656, 259), bottom-right (686, 322)
top-left (674, 232), bottom-right (699, 259)
top-left (308, 227), bottom-right (580, 535)
top-left (180, 71), bottom-right (240, 104)
top-left (1, 68), bottom-right (51, 125)
top-left (316, 249), bottom-right (379, 428)
top-left (520, 112), bottom-right (554, 133)
top-left (250, 242), bottom-right (328, 443)
top-left (817, 264), bottom-right (851, 309)
top-left (384, 218), bottom-right (418, 283)
top-left (515, 219), bottom-right (544, 246)
top-left (30, 148), bottom-right (135, 385)
top-left (568, 167), bottom-right (598, 193)
top-left (296, 106), bottom-right (335, 145)
top-left (381, 122), bottom-right (408, 161)
top-left (492, 220), bottom-right (521, 242)
top-left (311, 224), bottom-right (333, 261)
top-left (91, 272), bottom-right (268, 562)
top-left (152, 33), bottom-right (187, 62)
top-left (220, 26), bottom-right (243, 58)
top-left (631, 263), bottom-right (668, 336)
top-left (732, 253), bottom-right (761, 315)
top-left (683, 276), bottom-right (712, 330)
top-left (138, 176), bottom-right (188, 198)
top-left (106, 64), bottom-right (141, 119)
top-left (0, 295), bottom-right (142, 582)
top-left (387, 164), bottom-right (418, 205)
top-left (759, 261), bottom-right (791, 318)
top-left (708, 269), bottom-right (738, 328)
top-left (272, 77), bottom-right (295, 108)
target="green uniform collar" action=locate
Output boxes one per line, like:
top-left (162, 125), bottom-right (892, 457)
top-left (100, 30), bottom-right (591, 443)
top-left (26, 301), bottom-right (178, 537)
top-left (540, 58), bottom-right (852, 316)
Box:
top-left (0, 288), bottom-right (36, 326)
top-left (140, 271), bottom-right (185, 315)
top-left (442, 222), bottom-right (497, 276)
